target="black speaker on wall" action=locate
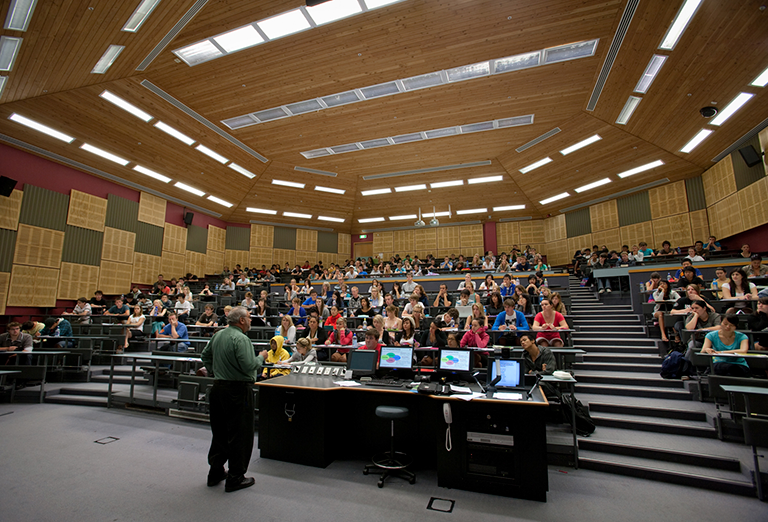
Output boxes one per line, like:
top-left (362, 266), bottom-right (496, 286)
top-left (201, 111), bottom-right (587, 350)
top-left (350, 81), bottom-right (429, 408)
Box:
top-left (0, 176), bottom-right (17, 197)
top-left (738, 145), bottom-right (763, 168)
top-left (184, 212), bottom-right (194, 225)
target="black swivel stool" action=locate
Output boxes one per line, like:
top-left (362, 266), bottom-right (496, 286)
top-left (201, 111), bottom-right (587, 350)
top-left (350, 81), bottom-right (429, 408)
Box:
top-left (363, 405), bottom-right (416, 488)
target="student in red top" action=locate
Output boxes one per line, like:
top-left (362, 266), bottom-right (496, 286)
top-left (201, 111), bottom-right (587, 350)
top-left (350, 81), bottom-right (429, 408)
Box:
top-left (532, 298), bottom-right (569, 347)
top-left (327, 317), bottom-right (354, 362)
top-left (324, 305), bottom-right (342, 327)
top-left (363, 328), bottom-right (383, 360)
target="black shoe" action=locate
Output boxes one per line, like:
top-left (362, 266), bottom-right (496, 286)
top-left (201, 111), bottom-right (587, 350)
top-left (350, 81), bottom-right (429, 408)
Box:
top-left (207, 468), bottom-right (227, 487)
top-left (225, 476), bottom-right (255, 493)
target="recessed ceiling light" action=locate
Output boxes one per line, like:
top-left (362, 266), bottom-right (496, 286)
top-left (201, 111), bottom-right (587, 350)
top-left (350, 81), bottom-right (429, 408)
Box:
top-left (456, 208), bottom-right (487, 215)
top-left (207, 195), bottom-right (233, 208)
top-left (423, 211), bottom-right (451, 218)
top-left (91, 45), bottom-right (124, 74)
top-left (9, 113), bottom-right (75, 143)
top-left (99, 90), bottom-right (153, 122)
top-left (634, 55), bottom-right (667, 94)
top-left (247, 207), bottom-right (277, 215)
top-left (659, 0), bottom-right (702, 50)
top-left (680, 130), bottom-right (712, 153)
top-left (133, 165), bottom-right (171, 183)
top-left (174, 182), bottom-right (205, 197)
top-left (709, 93), bottom-right (754, 126)
top-left (0, 36), bottom-right (23, 71)
top-left (213, 25), bottom-right (264, 53)
top-left (122, 0), bottom-right (161, 32)
top-left (80, 143), bottom-right (130, 166)
top-left (358, 217), bottom-right (385, 223)
top-left (283, 212), bottom-right (312, 219)
top-left (314, 185), bottom-right (346, 194)
top-left (0, 76), bottom-right (7, 97)
top-left (539, 193), bottom-right (570, 205)
top-left (388, 214), bottom-right (417, 220)
top-left (228, 162), bottom-right (256, 179)
top-left (519, 157), bottom-right (552, 174)
top-left (4, 0), bottom-right (38, 32)
top-left (361, 188), bottom-right (391, 196)
top-left (318, 215), bottom-right (345, 223)
top-left (154, 121), bottom-right (195, 145)
top-left (467, 175), bottom-right (504, 184)
top-left (173, 40), bottom-right (224, 66)
top-left (306, 0), bottom-right (362, 26)
top-left (574, 178), bottom-right (612, 193)
top-left (616, 96), bottom-right (642, 125)
top-left (257, 9), bottom-right (310, 40)
top-left (195, 144), bottom-right (228, 164)
top-left (492, 205), bottom-right (526, 211)
top-left (560, 135), bottom-right (602, 156)
top-left (394, 184), bottom-right (427, 192)
top-left (617, 160), bottom-right (665, 178)
top-left (430, 180), bottom-right (464, 189)
top-left (751, 65), bottom-right (768, 87)
top-left (271, 179), bottom-right (305, 189)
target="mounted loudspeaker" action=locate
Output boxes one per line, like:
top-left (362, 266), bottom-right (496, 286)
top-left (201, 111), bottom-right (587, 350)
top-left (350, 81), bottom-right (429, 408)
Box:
top-left (0, 176), bottom-right (17, 197)
top-left (184, 212), bottom-right (194, 225)
top-left (738, 145), bottom-right (763, 168)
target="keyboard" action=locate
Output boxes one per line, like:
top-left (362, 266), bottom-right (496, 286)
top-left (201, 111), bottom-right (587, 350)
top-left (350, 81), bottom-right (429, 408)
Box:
top-left (366, 379), bottom-right (405, 388)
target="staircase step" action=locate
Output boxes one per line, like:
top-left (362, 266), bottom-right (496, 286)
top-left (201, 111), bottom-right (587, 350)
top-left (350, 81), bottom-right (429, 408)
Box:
top-left (582, 353), bottom-right (660, 364)
top-left (573, 317), bottom-right (642, 325)
top-left (90, 375), bottom-right (150, 385)
top-left (578, 440), bottom-right (741, 472)
top-left (55, 387), bottom-right (109, 397)
top-left (589, 412), bottom-right (715, 438)
top-left (575, 383), bottom-right (693, 400)
top-left (572, 336), bottom-right (656, 346)
top-left (575, 371), bottom-right (684, 388)
top-left (575, 345), bottom-right (658, 354)
top-left (573, 361), bottom-right (659, 373)
top-left (45, 394), bottom-right (108, 407)
top-left (587, 402), bottom-right (707, 422)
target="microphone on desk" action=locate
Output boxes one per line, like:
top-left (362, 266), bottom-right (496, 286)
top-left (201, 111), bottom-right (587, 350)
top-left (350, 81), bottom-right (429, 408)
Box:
top-left (486, 358), bottom-right (502, 399)
top-left (526, 372), bottom-right (543, 401)
top-left (471, 370), bottom-right (485, 393)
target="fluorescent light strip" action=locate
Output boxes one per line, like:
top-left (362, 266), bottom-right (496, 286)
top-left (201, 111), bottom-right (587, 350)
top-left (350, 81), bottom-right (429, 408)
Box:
top-left (80, 143), bottom-right (130, 166)
top-left (0, 36), bottom-right (23, 71)
top-left (314, 185), bottom-right (345, 195)
top-left (122, 0), bottom-right (161, 32)
top-left (659, 0), bottom-right (702, 50)
top-left (574, 178), bottom-right (611, 193)
top-left (284, 211), bottom-right (312, 219)
top-left (539, 192), bottom-right (570, 205)
top-left (358, 217), bottom-right (385, 223)
top-left (709, 93), bottom-right (754, 126)
top-left (394, 184), bottom-right (427, 192)
top-left (257, 9), bottom-right (311, 40)
top-left (214, 25), bottom-right (264, 53)
top-left (99, 90), bottom-right (153, 122)
top-left (519, 157), bottom-right (552, 174)
top-left (361, 188), bottom-right (391, 196)
top-left (467, 175), bottom-right (504, 184)
top-left (195, 144), bottom-right (228, 164)
top-left (207, 195), bottom-right (233, 208)
top-left (617, 160), bottom-right (664, 178)
top-left (680, 130), bottom-right (712, 154)
top-left (456, 208), bottom-right (486, 215)
top-left (272, 179), bottom-right (305, 189)
top-left (154, 121), bottom-right (196, 145)
top-left (4, 0), bottom-right (38, 31)
top-left (228, 162), bottom-right (256, 179)
top-left (634, 55), bottom-right (666, 93)
top-left (560, 135), bottom-right (602, 155)
top-left (751, 65), bottom-right (768, 87)
top-left (133, 165), bottom-right (171, 183)
top-left (616, 96), bottom-right (642, 125)
top-left (493, 205), bottom-right (526, 211)
top-left (388, 214), bottom-right (417, 221)
top-left (92, 45), bottom-right (124, 74)
top-left (247, 207), bottom-right (277, 215)
top-left (175, 182), bottom-right (205, 197)
top-left (423, 211), bottom-right (451, 218)
top-left (318, 215), bottom-right (345, 223)
top-left (430, 180), bottom-right (464, 188)
top-left (9, 113), bottom-right (75, 143)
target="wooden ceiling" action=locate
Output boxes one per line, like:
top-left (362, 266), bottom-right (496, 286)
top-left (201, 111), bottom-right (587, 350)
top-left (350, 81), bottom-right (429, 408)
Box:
top-left (0, 0), bottom-right (766, 233)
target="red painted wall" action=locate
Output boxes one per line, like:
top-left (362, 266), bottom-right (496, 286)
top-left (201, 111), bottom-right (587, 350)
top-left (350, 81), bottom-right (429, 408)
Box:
top-left (722, 222), bottom-right (768, 253)
top-left (483, 221), bottom-right (497, 255)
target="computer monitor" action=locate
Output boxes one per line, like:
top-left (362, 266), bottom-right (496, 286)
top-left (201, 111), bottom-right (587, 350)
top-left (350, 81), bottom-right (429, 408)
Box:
top-left (438, 349), bottom-right (472, 373)
top-left (379, 347), bottom-right (414, 370)
top-left (487, 358), bottom-right (526, 389)
top-left (347, 349), bottom-right (378, 377)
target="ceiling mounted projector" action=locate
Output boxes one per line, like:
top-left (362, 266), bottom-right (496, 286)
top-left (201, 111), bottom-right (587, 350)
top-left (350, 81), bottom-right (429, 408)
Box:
top-left (415, 208), bottom-right (425, 227)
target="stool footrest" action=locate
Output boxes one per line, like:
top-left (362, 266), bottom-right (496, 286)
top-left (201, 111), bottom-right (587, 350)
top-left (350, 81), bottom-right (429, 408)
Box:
top-left (371, 451), bottom-right (412, 470)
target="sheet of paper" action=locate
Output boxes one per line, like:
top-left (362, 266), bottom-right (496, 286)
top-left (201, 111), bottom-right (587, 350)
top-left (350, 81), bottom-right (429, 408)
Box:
top-left (455, 392), bottom-right (485, 401)
top-left (450, 385), bottom-right (473, 394)
top-left (334, 381), bottom-right (362, 387)
top-left (495, 392), bottom-right (524, 401)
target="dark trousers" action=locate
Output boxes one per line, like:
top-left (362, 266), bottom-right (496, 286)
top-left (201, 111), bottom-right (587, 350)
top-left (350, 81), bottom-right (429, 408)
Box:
top-left (208, 381), bottom-right (255, 478)
top-left (713, 362), bottom-right (750, 377)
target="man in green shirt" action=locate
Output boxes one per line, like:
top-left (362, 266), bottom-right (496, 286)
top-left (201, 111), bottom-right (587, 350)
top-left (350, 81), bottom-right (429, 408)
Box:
top-left (201, 306), bottom-right (268, 493)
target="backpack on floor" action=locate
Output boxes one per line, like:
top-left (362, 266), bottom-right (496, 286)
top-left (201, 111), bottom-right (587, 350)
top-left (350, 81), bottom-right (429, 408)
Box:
top-left (660, 350), bottom-right (690, 379)
top-left (560, 393), bottom-right (596, 436)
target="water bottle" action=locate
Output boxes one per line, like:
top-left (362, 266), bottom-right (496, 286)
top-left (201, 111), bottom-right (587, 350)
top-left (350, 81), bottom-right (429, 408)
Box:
top-left (352, 334), bottom-right (358, 349)
top-left (712, 281), bottom-right (718, 290)
top-left (666, 272), bottom-right (672, 282)
top-left (362, 317), bottom-right (368, 329)
top-left (275, 325), bottom-right (280, 337)
top-left (544, 278), bottom-right (548, 287)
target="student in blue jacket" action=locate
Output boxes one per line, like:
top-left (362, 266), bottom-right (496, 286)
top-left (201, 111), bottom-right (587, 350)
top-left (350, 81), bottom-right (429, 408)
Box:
top-left (492, 298), bottom-right (529, 345)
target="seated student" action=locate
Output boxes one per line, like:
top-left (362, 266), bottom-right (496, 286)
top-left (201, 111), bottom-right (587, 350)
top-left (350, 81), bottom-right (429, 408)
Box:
top-left (285, 337), bottom-right (318, 366)
top-left (656, 240), bottom-right (676, 256)
top-left (487, 292), bottom-right (504, 316)
top-left (199, 283), bottom-right (214, 297)
top-left (513, 255), bottom-right (531, 271)
top-left (302, 315), bottom-right (327, 347)
top-left (219, 277), bottom-right (235, 297)
top-left (457, 273), bottom-right (474, 291)
top-left (433, 308), bottom-right (460, 330)
top-left (460, 319), bottom-right (489, 349)
top-left (357, 297), bottom-right (374, 318)
top-left (0, 322), bottom-right (33, 365)
top-left (740, 244), bottom-right (752, 258)
top-left (370, 314), bottom-right (387, 344)
top-left (174, 294), bottom-right (193, 323)
top-left (492, 298), bottom-right (530, 345)
top-left (673, 259), bottom-right (702, 280)
top-left (710, 267), bottom-right (729, 298)
top-left (264, 335), bottom-right (291, 378)
top-left (41, 317), bottom-right (73, 348)
top-left (700, 315), bottom-right (750, 377)
top-left (286, 297), bottom-right (307, 326)
top-left (122, 305), bottom-right (146, 353)
top-left (278, 315), bottom-right (297, 344)
top-left (652, 280), bottom-right (680, 342)
top-left (520, 332), bottom-right (556, 375)
top-left (685, 246), bottom-right (705, 262)
top-left (525, 274), bottom-right (539, 295)
top-left (22, 321), bottom-right (45, 339)
top-left (347, 286), bottom-right (362, 311)
top-left (104, 298), bottom-right (130, 322)
top-left (362, 328), bottom-right (384, 361)
top-left (593, 253), bottom-right (613, 293)
top-left (638, 241), bottom-right (654, 258)
top-left (241, 292), bottom-right (257, 310)
top-left (196, 304), bottom-right (218, 328)
top-left (88, 290), bottom-right (108, 314)
top-left (302, 289), bottom-right (319, 310)
top-left (464, 302), bottom-right (489, 330)
top-left (416, 321), bottom-right (447, 363)
top-left (369, 287), bottom-right (384, 309)
top-left (413, 284), bottom-right (430, 307)
top-left (514, 294), bottom-right (533, 316)
top-left (705, 236), bottom-right (722, 252)
top-left (326, 317), bottom-right (354, 362)
top-left (395, 316), bottom-right (417, 347)
top-left (455, 288), bottom-right (473, 308)
top-left (383, 305), bottom-right (403, 344)
top-left (532, 298), bottom-right (568, 347)
top-left (615, 251), bottom-right (636, 267)
top-left (748, 297), bottom-right (768, 350)
top-left (693, 241), bottom-right (709, 260)
top-left (136, 294), bottom-right (153, 314)
top-left (682, 299), bottom-right (721, 364)
top-left (63, 297), bottom-right (92, 324)
top-left (498, 274), bottom-right (515, 297)
top-left (159, 294), bottom-right (173, 310)
top-left (156, 312), bottom-right (189, 352)
top-left (401, 272), bottom-right (417, 294)
top-left (675, 266), bottom-right (705, 289)
top-left (439, 256), bottom-right (453, 270)
top-left (670, 284), bottom-right (714, 344)
top-left (721, 267), bottom-right (758, 300)
top-left (324, 305), bottom-right (342, 327)
top-left (743, 254), bottom-right (768, 278)
top-left (149, 299), bottom-right (168, 325)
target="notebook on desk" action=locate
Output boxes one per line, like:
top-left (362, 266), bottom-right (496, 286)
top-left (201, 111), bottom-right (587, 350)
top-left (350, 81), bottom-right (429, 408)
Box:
top-left (455, 306), bottom-right (473, 319)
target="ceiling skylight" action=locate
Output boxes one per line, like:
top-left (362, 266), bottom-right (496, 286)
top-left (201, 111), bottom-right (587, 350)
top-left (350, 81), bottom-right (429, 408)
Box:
top-left (358, 217), bottom-right (385, 223)
top-left (9, 113), bottom-right (75, 143)
top-left (388, 214), bottom-right (417, 221)
top-left (195, 144), bottom-right (228, 164)
top-left (574, 178), bottom-right (611, 193)
top-left (0, 76), bottom-right (6, 97)
top-left (81, 143), bottom-right (130, 166)
top-left (467, 175), bottom-right (504, 184)
top-left (173, 40), bottom-right (223, 66)
top-left (365, 0), bottom-right (402, 7)
top-left (307, 0), bottom-right (362, 26)
top-left (318, 215), bottom-right (345, 223)
top-left (679, 130), bottom-right (712, 153)
top-left (4, 0), bottom-right (38, 32)
top-left (272, 179), bottom-right (305, 189)
top-left (174, 182), bottom-right (205, 197)
top-left (314, 185), bottom-right (346, 195)
top-left (100, 91), bottom-right (153, 122)
top-left (751, 65), bottom-right (768, 87)
top-left (247, 207), bottom-right (277, 215)
top-left (560, 135), bottom-right (602, 155)
top-left (133, 165), bottom-right (171, 183)
top-left (207, 195), bottom-right (233, 208)
top-left (257, 9), bottom-right (310, 40)
top-left (659, 0), bottom-right (702, 50)
top-left (394, 184), bottom-right (427, 192)
top-left (709, 93), bottom-right (754, 126)
top-left (617, 160), bottom-right (664, 178)
top-left (543, 40), bottom-right (599, 64)
top-left (539, 193), bottom-right (570, 205)
top-left (519, 157), bottom-right (553, 174)
top-left (456, 208), bottom-right (487, 215)
top-left (228, 162), bottom-right (256, 179)
top-left (122, 0), bottom-right (161, 32)
top-left (634, 55), bottom-right (666, 94)
top-left (154, 121), bottom-right (195, 145)
top-left (430, 180), bottom-right (464, 189)
top-left (616, 96), bottom-right (641, 125)
top-left (361, 188), bottom-right (391, 196)
top-left (0, 36), bottom-right (23, 71)
top-left (214, 25), bottom-right (264, 53)
top-left (91, 45), bottom-right (124, 74)
top-left (493, 205), bottom-right (526, 211)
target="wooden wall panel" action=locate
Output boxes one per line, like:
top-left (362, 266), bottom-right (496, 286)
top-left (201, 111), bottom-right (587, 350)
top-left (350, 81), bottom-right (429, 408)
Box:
top-left (295, 251), bottom-right (316, 268)
top-left (544, 214), bottom-right (567, 243)
top-left (272, 249), bottom-right (296, 269)
top-left (590, 200), bottom-right (619, 232)
top-left (207, 225), bottom-right (226, 252)
top-left (689, 210), bottom-right (710, 243)
top-left (545, 239), bottom-right (569, 267)
top-left (58, 262), bottom-right (99, 300)
top-left (224, 249), bottom-right (249, 270)
top-left (373, 232), bottom-right (393, 255)
top-left (337, 254), bottom-right (349, 267)
top-left (316, 251), bottom-right (337, 268)
top-left (13, 224), bottom-right (64, 268)
top-left (702, 156), bottom-right (736, 207)
top-left (519, 220), bottom-right (545, 246)
top-left (101, 227), bottom-right (136, 263)
top-left (206, 249), bottom-right (225, 275)
top-left (0, 272), bottom-right (8, 314)
top-left (649, 181), bottom-right (688, 219)
top-left (460, 224), bottom-right (484, 251)
top-left (708, 193), bottom-right (744, 239)
top-left (337, 233), bottom-right (351, 255)
top-left (161, 250), bottom-right (186, 280)
top-left (567, 234), bottom-right (593, 255)
top-left (98, 260), bottom-right (132, 295)
top-left (296, 229), bottom-right (317, 252)
top-left (163, 223), bottom-right (187, 254)
top-left (437, 226), bottom-right (460, 251)
top-left (620, 221), bottom-right (654, 248)
top-left (652, 214), bottom-right (692, 249)
top-left (592, 228), bottom-right (622, 252)
top-left (250, 224), bottom-right (274, 248)
top-left (7, 265), bottom-right (58, 307)
top-left (414, 228), bottom-right (437, 253)
top-left (66, 189), bottom-right (107, 232)
top-left (138, 192), bottom-right (166, 227)
top-left (0, 189), bottom-right (23, 231)
top-left (496, 221), bottom-right (520, 252)
top-left (738, 176), bottom-right (768, 231)
top-left (185, 250), bottom-right (206, 277)
top-left (759, 128), bottom-right (768, 172)
top-left (133, 252), bottom-right (161, 285)
top-left (249, 247), bottom-right (272, 269)
top-left (393, 230), bottom-right (414, 256)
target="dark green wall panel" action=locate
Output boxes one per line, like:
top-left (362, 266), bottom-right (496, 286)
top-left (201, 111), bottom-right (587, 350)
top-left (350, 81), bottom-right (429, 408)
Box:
top-left (565, 208), bottom-right (592, 237)
top-left (135, 222), bottom-right (164, 256)
top-left (686, 176), bottom-right (706, 211)
top-left (186, 224), bottom-right (208, 254)
top-left (19, 185), bottom-right (69, 231)
top-left (62, 225), bottom-right (103, 266)
top-left (274, 227), bottom-right (297, 250)
top-left (105, 194), bottom-right (139, 232)
top-left (733, 135), bottom-right (766, 190)
top-left (225, 226), bottom-right (250, 251)
top-left (318, 231), bottom-right (338, 253)
top-left (0, 229), bottom-right (17, 272)
top-left (617, 191), bottom-right (652, 226)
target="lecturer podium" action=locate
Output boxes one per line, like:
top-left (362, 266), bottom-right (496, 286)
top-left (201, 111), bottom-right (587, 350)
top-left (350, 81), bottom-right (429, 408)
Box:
top-left (256, 374), bottom-right (549, 501)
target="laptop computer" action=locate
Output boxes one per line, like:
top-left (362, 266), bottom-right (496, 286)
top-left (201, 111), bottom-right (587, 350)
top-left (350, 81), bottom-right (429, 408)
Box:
top-left (455, 305), bottom-right (473, 319)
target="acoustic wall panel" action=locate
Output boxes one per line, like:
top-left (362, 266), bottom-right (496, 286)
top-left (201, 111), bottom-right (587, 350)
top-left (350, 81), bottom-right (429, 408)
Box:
top-left (273, 227), bottom-right (296, 251)
top-left (565, 208), bottom-right (591, 238)
top-left (338, 233), bottom-right (351, 256)
top-left (18, 185), bottom-right (69, 232)
top-left (67, 189), bottom-right (107, 232)
top-left (133, 252), bottom-right (162, 285)
top-left (161, 250), bottom-right (186, 279)
top-left (316, 252), bottom-right (337, 268)
top-left (138, 191), bottom-right (166, 227)
top-left (163, 223), bottom-right (188, 254)
top-left (0, 272), bottom-right (8, 315)
top-left (206, 249), bottom-right (225, 275)
top-left (0, 189), bottom-right (22, 231)
top-left (373, 232), bottom-right (393, 255)
top-left (759, 127), bottom-right (768, 172)
top-left (392, 230), bottom-right (414, 256)
top-left (519, 220), bottom-right (545, 245)
top-left (58, 262), bottom-right (100, 300)
top-left (250, 224), bottom-right (273, 248)
top-left (105, 194), bottom-right (139, 232)
top-left (544, 239), bottom-right (569, 267)
top-left (567, 234), bottom-right (593, 256)
top-left (249, 247), bottom-right (272, 269)
top-left (618, 192), bottom-right (652, 227)
top-left (98, 260), bottom-right (132, 295)
top-left (296, 251), bottom-right (316, 268)
top-left (13, 224), bottom-right (64, 268)
top-left (620, 221), bottom-right (654, 249)
top-left (101, 226), bottom-right (135, 263)
top-left (224, 249), bottom-right (249, 270)
top-left (296, 229), bottom-right (317, 252)
top-left (589, 200), bottom-right (619, 232)
top-left (649, 181), bottom-right (688, 219)
top-left (544, 214), bottom-right (566, 243)
top-left (226, 226), bottom-right (251, 250)
top-left (272, 248), bottom-right (295, 268)
top-left (135, 222), bottom-right (164, 256)
top-left (737, 175), bottom-right (768, 232)
top-left (414, 228), bottom-right (437, 253)
top-left (207, 225), bottom-right (226, 252)
top-left (702, 156), bottom-right (736, 207)
top-left (652, 213), bottom-right (692, 250)
top-left (708, 193), bottom-right (744, 239)
top-left (185, 250), bottom-right (206, 277)
top-left (591, 228), bottom-right (621, 252)
top-left (496, 222), bottom-right (520, 252)
top-left (62, 225), bottom-right (103, 266)
top-left (0, 229), bottom-right (16, 272)
top-left (460, 224), bottom-right (484, 251)
top-left (437, 226), bottom-right (460, 251)
top-left (186, 224), bottom-right (208, 254)
top-left (7, 265), bottom-right (59, 307)
top-left (689, 210), bottom-right (710, 243)
top-left (318, 231), bottom-right (338, 254)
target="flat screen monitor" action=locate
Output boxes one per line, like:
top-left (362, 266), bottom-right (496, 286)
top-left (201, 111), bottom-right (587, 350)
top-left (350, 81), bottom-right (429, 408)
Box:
top-left (379, 347), bottom-right (413, 370)
top-left (347, 349), bottom-right (377, 376)
top-left (438, 349), bottom-right (472, 373)
top-left (487, 358), bottom-right (525, 389)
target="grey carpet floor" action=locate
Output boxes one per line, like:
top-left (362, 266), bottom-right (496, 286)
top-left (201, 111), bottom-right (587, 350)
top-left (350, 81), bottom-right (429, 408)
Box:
top-left (0, 403), bottom-right (765, 522)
